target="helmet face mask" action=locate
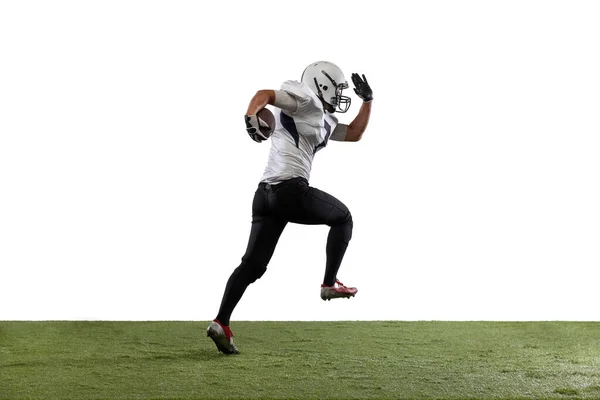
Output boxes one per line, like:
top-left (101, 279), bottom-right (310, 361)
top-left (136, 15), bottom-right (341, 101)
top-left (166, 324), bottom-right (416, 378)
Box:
top-left (313, 77), bottom-right (351, 113)
top-left (331, 83), bottom-right (351, 113)
top-left (302, 61), bottom-right (352, 113)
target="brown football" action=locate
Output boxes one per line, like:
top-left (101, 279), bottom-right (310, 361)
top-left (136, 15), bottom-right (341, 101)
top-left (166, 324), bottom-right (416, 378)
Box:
top-left (257, 108), bottom-right (275, 137)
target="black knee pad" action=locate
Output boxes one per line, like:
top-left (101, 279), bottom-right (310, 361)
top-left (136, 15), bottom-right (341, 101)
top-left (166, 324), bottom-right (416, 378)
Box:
top-left (345, 211), bottom-right (353, 227)
top-left (238, 259), bottom-right (268, 284)
top-left (330, 210), bottom-right (353, 244)
top-left (343, 211), bottom-right (353, 243)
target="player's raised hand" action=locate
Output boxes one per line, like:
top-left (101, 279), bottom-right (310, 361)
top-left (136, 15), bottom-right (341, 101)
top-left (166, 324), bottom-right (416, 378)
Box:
top-left (351, 73), bottom-right (373, 103)
top-left (245, 114), bottom-right (270, 143)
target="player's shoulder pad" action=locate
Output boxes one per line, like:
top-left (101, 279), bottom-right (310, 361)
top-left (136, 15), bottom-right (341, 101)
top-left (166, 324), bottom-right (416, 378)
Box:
top-left (280, 80), bottom-right (321, 115)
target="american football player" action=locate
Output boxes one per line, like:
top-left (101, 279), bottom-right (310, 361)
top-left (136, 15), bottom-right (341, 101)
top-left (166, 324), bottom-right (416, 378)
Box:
top-left (207, 61), bottom-right (373, 354)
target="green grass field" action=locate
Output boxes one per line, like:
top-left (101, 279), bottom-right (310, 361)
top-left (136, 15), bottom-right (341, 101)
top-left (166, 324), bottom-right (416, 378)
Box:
top-left (1, 321), bottom-right (600, 399)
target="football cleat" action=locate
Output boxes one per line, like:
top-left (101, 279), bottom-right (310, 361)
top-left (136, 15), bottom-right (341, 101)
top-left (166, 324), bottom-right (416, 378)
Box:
top-left (320, 279), bottom-right (358, 301)
top-left (206, 319), bottom-right (239, 354)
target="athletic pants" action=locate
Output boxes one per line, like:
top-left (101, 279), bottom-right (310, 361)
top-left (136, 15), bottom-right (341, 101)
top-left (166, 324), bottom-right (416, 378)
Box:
top-left (215, 177), bottom-right (353, 325)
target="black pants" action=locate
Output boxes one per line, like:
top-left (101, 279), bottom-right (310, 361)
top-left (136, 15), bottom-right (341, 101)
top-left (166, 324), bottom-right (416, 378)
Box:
top-left (215, 177), bottom-right (353, 325)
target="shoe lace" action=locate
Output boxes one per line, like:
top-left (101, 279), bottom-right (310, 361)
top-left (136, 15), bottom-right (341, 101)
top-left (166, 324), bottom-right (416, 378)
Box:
top-left (214, 319), bottom-right (234, 340)
top-left (223, 326), bottom-right (234, 340)
top-left (335, 279), bottom-right (346, 288)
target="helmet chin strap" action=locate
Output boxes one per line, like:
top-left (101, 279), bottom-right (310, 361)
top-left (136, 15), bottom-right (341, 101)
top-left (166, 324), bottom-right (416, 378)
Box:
top-left (323, 101), bottom-right (336, 113)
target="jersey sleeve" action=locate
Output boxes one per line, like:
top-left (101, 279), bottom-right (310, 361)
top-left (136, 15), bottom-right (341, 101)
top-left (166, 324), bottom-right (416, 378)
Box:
top-left (330, 123), bottom-right (348, 142)
top-left (280, 80), bottom-right (321, 117)
top-left (273, 90), bottom-right (299, 113)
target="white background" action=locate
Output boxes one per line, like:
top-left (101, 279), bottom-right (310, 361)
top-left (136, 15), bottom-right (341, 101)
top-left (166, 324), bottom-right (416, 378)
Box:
top-left (1, 1), bottom-right (599, 321)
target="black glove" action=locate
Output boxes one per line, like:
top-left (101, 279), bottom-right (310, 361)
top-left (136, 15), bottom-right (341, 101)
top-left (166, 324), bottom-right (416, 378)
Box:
top-left (351, 73), bottom-right (373, 102)
top-left (245, 114), bottom-right (269, 143)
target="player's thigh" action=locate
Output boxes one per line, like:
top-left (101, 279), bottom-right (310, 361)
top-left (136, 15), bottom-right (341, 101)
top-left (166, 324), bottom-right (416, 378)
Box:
top-left (241, 215), bottom-right (288, 265)
top-left (293, 185), bottom-right (351, 226)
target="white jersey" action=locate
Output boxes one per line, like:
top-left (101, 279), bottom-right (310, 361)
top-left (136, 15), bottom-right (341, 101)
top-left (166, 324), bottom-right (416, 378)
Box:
top-left (260, 80), bottom-right (341, 184)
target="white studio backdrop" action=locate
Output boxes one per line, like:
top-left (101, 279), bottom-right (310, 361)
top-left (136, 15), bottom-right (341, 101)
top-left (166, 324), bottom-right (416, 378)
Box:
top-left (1, 1), bottom-right (599, 321)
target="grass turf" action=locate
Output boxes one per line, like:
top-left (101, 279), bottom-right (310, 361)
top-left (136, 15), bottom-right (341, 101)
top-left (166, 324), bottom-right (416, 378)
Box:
top-left (1, 321), bottom-right (600, 399)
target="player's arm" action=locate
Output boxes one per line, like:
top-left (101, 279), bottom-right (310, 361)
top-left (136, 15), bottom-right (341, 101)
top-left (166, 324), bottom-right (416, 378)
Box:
top-left (344, 101), bottom-right (372, 142)
top-left (344, 73), bottom-right (374, 142)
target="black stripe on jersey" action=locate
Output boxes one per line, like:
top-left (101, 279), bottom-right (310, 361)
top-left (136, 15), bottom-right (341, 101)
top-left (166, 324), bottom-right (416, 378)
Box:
top-left (280, 112), bottom-right (300, 148)
top-left (313, 120), bottom-right (332, 154)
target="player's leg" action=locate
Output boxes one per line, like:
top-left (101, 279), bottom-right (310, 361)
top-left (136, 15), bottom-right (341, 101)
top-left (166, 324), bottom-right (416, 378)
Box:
top-left (215, 214), bottom-right (287, 326)
top-left (209, 215), bottom-right (287, 354)
top-left (272, 178), bottom-right (355, 298)
top-left (208, 185), bottom-right (287, 354)
top-left (297, 185), bottom-right (353, 287)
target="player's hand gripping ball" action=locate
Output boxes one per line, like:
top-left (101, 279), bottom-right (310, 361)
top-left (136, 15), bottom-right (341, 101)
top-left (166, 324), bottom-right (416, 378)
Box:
top-left (245, 108), bottom-right (275, 143)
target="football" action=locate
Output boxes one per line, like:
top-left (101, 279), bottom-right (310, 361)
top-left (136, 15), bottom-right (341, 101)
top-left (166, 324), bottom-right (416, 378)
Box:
top-left (257, 108), bottom-right (275, 138)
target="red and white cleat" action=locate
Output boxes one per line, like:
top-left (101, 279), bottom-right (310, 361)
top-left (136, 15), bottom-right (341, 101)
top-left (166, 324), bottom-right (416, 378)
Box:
top-left (206, 319), bottom-right (239, 354)
top-left (320, 279), bottom-right (358, 301)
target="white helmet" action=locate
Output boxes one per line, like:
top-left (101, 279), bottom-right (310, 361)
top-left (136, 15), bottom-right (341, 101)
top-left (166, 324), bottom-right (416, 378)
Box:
top-left (301, 61), bottom-right (351, 113)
